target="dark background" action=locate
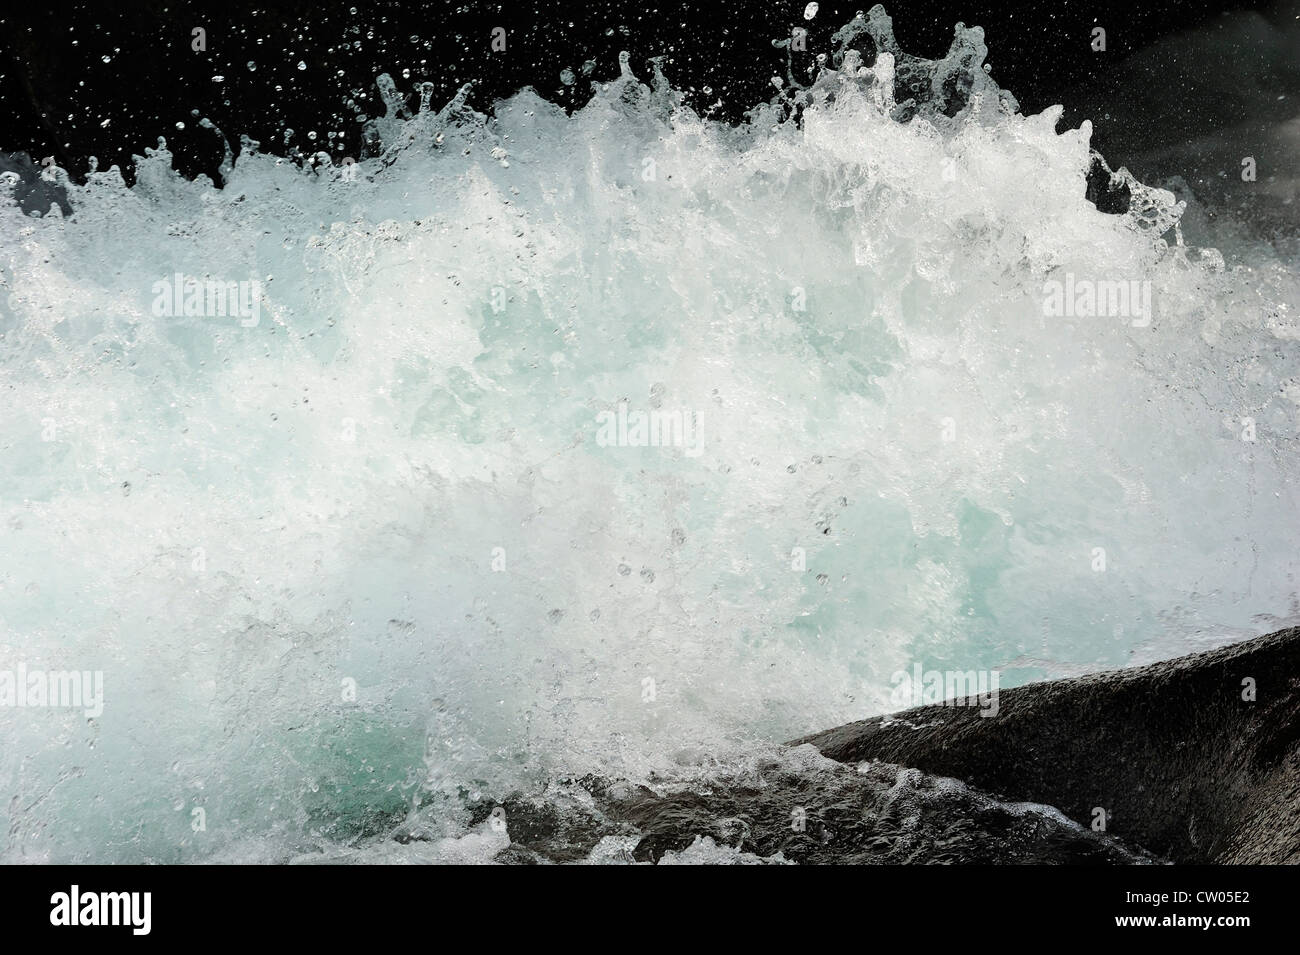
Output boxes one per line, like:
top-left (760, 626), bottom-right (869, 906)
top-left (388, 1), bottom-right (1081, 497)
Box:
top-left (2, 0), bottom-right (1300, 229)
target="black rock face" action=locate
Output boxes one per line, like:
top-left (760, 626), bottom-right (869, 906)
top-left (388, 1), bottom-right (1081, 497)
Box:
top-left (793, 627), bottom-right (1300, 864)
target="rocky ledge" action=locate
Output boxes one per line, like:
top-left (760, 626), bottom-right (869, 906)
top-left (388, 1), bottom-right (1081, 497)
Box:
top-left (792, 626), bottom-right (1300, 863)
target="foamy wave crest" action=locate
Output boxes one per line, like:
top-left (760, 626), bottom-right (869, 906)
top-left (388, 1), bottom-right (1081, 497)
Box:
top-left (1, 6), bottom-right (1297, 861)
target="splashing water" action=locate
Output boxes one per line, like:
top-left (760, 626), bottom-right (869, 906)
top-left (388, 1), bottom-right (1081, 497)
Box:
top-left (1, 7), bottom-right (1298, 862)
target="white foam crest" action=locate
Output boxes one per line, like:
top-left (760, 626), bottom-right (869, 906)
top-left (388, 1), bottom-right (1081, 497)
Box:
top-left (1, 9), bottom-right (1298, 860)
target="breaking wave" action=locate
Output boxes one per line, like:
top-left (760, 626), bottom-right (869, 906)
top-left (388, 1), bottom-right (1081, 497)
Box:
top-left (1, 6), bottom-right (1297, 862)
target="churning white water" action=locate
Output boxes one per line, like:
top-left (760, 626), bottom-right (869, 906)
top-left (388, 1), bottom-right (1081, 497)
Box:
top-left (1, 7), bottom-right (1298, 862)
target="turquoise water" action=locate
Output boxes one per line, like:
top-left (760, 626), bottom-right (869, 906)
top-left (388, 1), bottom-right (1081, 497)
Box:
top-left (1, 7), bottom-right (1297, 862)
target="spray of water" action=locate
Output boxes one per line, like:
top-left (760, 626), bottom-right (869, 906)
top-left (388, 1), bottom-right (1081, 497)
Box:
top-left (1, 6), bottom-right (1297, 862)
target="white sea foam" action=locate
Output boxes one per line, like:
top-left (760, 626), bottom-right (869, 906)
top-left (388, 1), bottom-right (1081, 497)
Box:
top-left (1, 7), bottom-right (1297, 861)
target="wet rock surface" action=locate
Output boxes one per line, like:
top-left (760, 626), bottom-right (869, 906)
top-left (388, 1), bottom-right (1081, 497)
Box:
top-left (462, 749), bottom-right (1155, 864)
top-left (794, 627), bottom-right (1300, 864)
